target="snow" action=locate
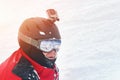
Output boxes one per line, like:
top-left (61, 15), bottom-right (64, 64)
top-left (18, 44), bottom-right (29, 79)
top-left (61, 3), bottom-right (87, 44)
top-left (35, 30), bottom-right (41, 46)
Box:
top-left (0, 0), bottom-right (120, 80)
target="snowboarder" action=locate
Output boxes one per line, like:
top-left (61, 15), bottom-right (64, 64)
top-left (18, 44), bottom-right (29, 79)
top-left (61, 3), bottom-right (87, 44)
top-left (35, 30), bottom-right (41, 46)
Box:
top-left (0, 9), bottom-right (61, 80)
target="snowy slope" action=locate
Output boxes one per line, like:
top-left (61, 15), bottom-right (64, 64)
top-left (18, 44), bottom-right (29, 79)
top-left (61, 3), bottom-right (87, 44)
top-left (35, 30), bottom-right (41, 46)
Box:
top-left (0, 0), bottom-right (120, 80)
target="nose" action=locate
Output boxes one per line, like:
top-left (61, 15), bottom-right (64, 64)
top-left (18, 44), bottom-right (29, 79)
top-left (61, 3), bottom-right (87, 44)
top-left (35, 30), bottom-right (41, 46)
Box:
top-left (46, 50), bottom-right (57, 59)
top-left (48, 50), bottom-right (56, 56)
top-left (43, 50), bottom-right (57, 60)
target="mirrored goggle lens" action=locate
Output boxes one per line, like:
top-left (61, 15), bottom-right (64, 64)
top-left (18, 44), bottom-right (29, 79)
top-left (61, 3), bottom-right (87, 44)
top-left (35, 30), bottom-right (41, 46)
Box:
top-left (40, 39), bottom-right (61, 52)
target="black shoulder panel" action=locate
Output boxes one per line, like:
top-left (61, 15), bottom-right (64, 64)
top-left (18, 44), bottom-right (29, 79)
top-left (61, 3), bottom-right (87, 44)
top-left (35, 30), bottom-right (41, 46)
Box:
top-left (12, 56), bottom-right (39, 80)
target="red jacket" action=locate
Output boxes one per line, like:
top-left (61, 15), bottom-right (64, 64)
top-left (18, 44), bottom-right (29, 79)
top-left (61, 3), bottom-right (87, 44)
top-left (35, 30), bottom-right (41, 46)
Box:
top-left (0, 48), bottom-right (59, 80)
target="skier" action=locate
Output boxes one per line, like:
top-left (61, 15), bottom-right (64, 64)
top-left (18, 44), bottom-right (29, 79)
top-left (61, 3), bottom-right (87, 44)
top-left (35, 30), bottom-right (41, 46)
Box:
top-left (0, 9), bottom-right (61, 80)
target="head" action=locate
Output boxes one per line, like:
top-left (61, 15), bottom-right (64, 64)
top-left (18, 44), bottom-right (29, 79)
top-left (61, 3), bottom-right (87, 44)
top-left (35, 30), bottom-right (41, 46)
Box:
top-left (18, 17), bottom-right (61, 68)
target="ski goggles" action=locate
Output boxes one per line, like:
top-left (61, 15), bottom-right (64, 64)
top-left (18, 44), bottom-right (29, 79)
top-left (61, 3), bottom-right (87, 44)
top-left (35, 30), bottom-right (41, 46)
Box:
top-left (39, 39), bottom-right (61, 52)
top-left (18, 32), bottom-right (61, 52)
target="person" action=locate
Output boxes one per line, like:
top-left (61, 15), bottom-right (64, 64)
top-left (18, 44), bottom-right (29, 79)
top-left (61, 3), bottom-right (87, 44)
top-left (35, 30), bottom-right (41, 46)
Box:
top-left (0, 9), bottom-right (61, 80)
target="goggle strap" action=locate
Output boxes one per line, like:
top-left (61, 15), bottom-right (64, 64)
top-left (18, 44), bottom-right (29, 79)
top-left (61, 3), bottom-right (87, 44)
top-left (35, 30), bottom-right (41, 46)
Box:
top-left (18, 32), bottom-right (39, 48)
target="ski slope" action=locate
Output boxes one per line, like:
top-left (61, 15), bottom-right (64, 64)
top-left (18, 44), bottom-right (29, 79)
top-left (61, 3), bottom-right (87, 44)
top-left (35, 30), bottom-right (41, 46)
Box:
top-left (0, 0), bottom-right (120, 80)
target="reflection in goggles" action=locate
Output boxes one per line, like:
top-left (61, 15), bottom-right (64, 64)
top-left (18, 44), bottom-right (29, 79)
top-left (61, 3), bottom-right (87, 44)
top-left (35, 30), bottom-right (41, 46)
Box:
top-left (39, 39), bottom-right (61, 52)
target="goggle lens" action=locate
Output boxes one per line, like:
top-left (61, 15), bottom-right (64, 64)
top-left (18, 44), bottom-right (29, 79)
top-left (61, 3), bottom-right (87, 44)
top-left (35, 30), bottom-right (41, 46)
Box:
top-left (40, 39), bottom-right (61, 52)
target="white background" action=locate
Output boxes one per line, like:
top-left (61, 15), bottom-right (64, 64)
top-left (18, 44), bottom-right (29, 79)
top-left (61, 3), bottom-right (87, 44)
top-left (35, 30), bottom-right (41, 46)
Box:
top-left (0, 0), bottom-right (120, 80)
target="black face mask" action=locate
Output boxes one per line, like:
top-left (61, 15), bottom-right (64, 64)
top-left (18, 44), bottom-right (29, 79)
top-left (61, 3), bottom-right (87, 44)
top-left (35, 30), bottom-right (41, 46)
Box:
top-left (28, 47), bottom-right (56, 69)
top-left (19, 39), bottom-right (56, 69)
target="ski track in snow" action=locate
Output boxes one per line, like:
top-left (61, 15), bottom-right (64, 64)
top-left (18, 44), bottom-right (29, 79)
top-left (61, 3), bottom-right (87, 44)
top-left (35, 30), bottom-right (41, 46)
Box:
top-left (0, 0), bottom-right (120, 80)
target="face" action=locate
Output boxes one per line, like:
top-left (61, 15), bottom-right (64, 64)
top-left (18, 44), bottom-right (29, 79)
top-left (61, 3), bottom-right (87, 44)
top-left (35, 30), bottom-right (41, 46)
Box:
top-left (42, 50), bottom-right (57, 60)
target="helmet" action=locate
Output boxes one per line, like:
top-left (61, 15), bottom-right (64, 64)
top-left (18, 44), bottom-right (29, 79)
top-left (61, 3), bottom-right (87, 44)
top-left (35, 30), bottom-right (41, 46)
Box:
top-left (18, 17), bottom-right (61, 68)
top-left (19, 17), bottom-right (61, 40)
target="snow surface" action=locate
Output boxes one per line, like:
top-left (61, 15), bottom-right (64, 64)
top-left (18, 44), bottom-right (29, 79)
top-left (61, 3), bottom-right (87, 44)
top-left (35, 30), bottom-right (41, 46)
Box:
top-left (0, 0), bottom-right (120, 80)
